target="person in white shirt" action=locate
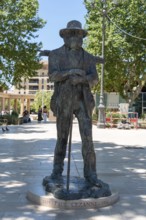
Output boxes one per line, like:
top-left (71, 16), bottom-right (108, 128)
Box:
top-left (43, 106), bottom-right (48, 122)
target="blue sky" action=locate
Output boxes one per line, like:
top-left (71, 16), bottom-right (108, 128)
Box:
top-left (37, 0), bottom-right (87, 51)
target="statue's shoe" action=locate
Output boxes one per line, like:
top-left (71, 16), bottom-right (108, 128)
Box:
top-left (86, 175), bottom-right (102, 188)
top-left (51, 173), bottom-right (62, 179)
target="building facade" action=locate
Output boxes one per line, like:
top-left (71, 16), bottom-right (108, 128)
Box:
top-left (14, 61), bottom-right (54, 96)
top-left (96, 91), bottom-right (146, 117)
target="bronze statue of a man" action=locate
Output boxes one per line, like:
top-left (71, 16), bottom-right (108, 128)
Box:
top-left (49, 20), bottom-right (100, 185)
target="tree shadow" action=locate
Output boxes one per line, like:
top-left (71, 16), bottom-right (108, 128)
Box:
top-left (0, 124), bottom-right (146, 219)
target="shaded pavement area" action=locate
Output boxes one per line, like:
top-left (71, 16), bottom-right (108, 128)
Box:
top-left (0, 120), bottom-right (146, 220)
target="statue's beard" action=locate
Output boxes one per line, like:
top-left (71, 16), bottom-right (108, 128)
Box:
top-left (64, 38), bottom-right (82, 50)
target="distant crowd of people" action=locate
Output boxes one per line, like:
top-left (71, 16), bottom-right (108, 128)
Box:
top-left (1, 106), bottom-right (49, 124)
top-left (38, 105), bottom-right (48, 123)
top-left (0, 106), bottom-right (49, 124)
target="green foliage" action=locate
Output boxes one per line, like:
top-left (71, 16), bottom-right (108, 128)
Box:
top-left (0, 82), bottom-right (8, 92)
top-left (106, 111), bottom-right (127, 124)
top-left (32, 91), bottom-right (53, 112)
top-left (106, 112), bottom-right (126, 119)
top-left (141, 113), bottom-right (146, 120)
top-left (0, 0), bottom-right (46, 87)
top-left (10, 99), bottom-right (21, 114)
top-left (92, 112), bottom-right (98, 121)
top-left (11, 110), bottom-right (19, 117)
top-left (84, 0), bottom-right (146, 103)
top-left (92, 107), bottom-right (98, 120)
top-left (0, 113), bottom-right (19, 125)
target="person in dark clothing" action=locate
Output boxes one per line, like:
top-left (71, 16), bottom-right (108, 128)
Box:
top-left (23, 109), bottom-right (30, 123)
top-left (38, 106), bottom-right (42, 122)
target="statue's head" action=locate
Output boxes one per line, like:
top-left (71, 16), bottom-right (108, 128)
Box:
top-left (59, 20), bottom-right (87, 39)
top-left (60, 20), bottom-right (87, 49)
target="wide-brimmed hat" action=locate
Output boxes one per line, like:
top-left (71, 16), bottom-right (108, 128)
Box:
top-left (59, 20), bottom-right (87, 38)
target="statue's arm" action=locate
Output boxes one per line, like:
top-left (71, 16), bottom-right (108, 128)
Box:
top-left (48, 49), bottom-right (99, 85)
top-left (86, 65), bottom-right (98, 88)
top-left (49, 70), bottom-right (70, 82)
top-left (68, 51), bottom-right (99, 87)
top-left (95, 56), bottom-right (104, 64)
top-left (39, 50), bottom-right (50, 57)
top-left (83, 53), bottom-right (99, 87)
top-left (68, 54), bottom-right (101, 86)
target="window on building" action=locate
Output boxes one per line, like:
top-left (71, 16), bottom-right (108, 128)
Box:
top-left (29, 79), bottom-right (39, 84)
top-left (29, 86), bottom-right (39, 90)
top-left (47, 85), bottom-right (50, 90)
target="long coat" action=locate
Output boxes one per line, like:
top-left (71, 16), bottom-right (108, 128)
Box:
top-left (48, 45), bottom-right (99, 117)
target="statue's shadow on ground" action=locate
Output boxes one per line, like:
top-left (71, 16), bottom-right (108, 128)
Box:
top-left (43, 175), bottom-right (111, 200)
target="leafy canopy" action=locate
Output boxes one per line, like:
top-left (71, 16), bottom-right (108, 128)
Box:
top-left (0, 0), bottom-right (46, 87)
top-left (84, 0), bottom-right (146, 103)
top-left (32, 91), bottom-right (53, 113)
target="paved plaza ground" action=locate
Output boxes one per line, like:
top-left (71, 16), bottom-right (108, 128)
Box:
top-left (0, 120), bottom-right (146, 220)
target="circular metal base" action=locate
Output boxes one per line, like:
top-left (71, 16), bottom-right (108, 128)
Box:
top-left (27, 186), bottom-right (119, 209)
top-left (42, 175), bottom-right (112, 200)
top-left (26, 176), bottom-right (119, 209)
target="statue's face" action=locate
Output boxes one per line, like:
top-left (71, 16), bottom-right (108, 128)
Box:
top-left (64, 34), bottom-right (83, 49)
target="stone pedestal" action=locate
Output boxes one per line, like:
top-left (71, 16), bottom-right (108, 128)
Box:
top-left (27, 186), bottom-right (119, 209)
top-left (27, 176), bottom-right (119, 209)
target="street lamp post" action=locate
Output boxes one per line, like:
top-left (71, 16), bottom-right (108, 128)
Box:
top-left (97, 0), bottom-right (106, 128)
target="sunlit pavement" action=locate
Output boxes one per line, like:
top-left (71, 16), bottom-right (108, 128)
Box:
top-left (0, 120), bottom-right (146, 220)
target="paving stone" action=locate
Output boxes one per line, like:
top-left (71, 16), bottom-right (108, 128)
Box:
top-left (0, 121), bottom-right (146, 219)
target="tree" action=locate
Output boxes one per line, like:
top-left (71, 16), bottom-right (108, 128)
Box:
top-left (84, 0), bottom-right (146, 105)
top-left (0, 82), bottom-right (8, 92)
top-left (32, 91), bottom-right (53, 113)
top-left (0, 0), bottom-right (46, 87)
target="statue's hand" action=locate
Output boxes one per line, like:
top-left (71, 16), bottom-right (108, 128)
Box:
top-left (69, 75), bottom-right (86, 85)
top-left (69, 69), bottom-right (85, 76)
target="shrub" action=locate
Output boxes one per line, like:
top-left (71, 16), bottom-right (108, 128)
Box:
top-left (106, 112), bottom-right (127, 124)
top-left (11, 110), bottom-right (19, 117)
top-left (0, 113), bottom-right (19, 125)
